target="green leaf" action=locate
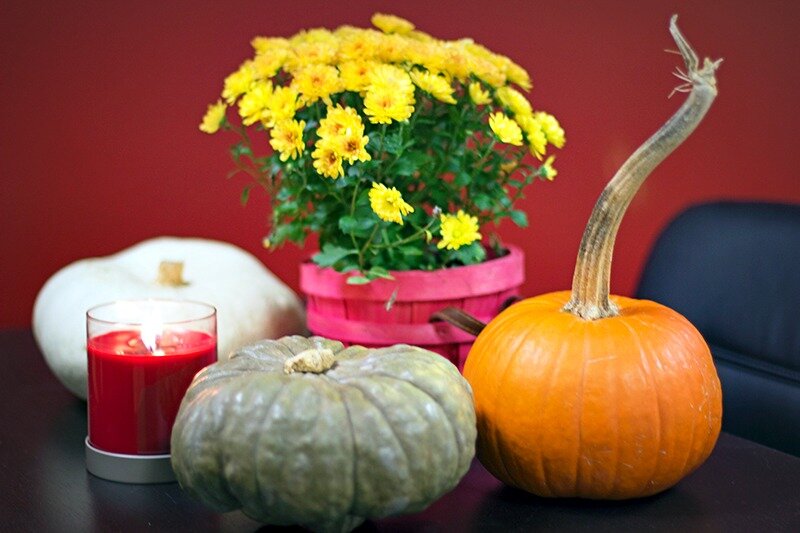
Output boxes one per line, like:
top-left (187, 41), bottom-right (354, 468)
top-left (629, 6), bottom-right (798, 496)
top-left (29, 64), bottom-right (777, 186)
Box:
top-left (366, 266), bottom-right (394, 280)
top-left (276, 187), bottom-right (293, 201)
top-left (286, 221), bottom-right (307, 243)
top-left (274, 200), bottom-right (299, 217)
top-left (339, 215), bottom-right (376, 238)
top-left (452, 242), bottom-right (487, 265)
top-left (509, 210), bottom-right (529, 227)
top-left (229, 142), bottom-right (252, 162)
top-left (473, 194), bottom-right (493, 211)
top-left (383, 131), bottom-right (404, 155)
top-left (312, 244), bottom-right (358, 268)
top-left (240, 186), bottom-right (251, 206)
top-left (454, 171), bottom-right (472, 186)
top-left (393, 157), bottom-right (419, 177)
top-left (346, 275), bottom-right (371, 285)
top-left (398, 245), bottom-right (424, 256)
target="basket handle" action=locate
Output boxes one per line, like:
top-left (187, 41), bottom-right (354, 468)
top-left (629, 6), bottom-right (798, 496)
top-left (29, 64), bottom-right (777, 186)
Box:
top-left (429, 308), bottom-right (487, 337)
top-left (430, 296), bottom-right (520, 337)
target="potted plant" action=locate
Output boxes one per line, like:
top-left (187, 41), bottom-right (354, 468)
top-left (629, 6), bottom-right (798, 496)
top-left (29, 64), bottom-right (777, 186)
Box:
top-left (200, 13), bottom-right (565, 369)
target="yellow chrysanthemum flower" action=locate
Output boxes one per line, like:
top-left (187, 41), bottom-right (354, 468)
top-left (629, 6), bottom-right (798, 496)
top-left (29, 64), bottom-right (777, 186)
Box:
top-left (333, 25), bottom-right (361, 38)
top-left (292, 28), bottom-right (338, 45)
top-left (251, 36), bottom-right (290, 55)
top-left (489, 112), bottom-right (523, 146)
top-left (371, 13), bottom-right (415, 35)
top-left (534, 111), bottom-right (566, 149)
top-left (496, 86), bottom-right (532, 117)
top-left (263, 85), bottom-right (301, 127)
top-left (363, 64), bottom-right (415, 124)
top-left (500, 160), bottom-right (519, 175)
top-left (407, 29), bottom-right (435, 42)
top-left (199, 100), bottom-right (226, 134)
top-left (291, 64), bottom-right (343, 106)
top-left (369, 182), bottom-right (414, 225)
top-left (285, 38), bottom-right (338, 71)
top-left (517, 114), bottom-right (548, 159)
top-left (331, 129), bottom-right (371, 164)
top-left (368, 63), bottom-right (413, 91)
top-left (505, 60), bottom-right (532, 90)
top-left (312, 143), bottom-right (344, 179)
top-left (540, 155), bottom-right (558, 181)
top-left (470, 58), bottom-right (506, 88)
top-left (237, 81), bottom-right (273, 126)
top-left (222, 62), bottom-right (256, 104)
top-left (464, 40), bottom-right (492, 60)
top-left (430, 41), bottom-right (472, 81)
top-left (338, 60), bottom-right (379, 93)
top-left (464, 42), bottom-right (507, 87)
top-left (487, 52), bottom-right (519, 84)
top-left (375, 33), bottom-right (410, 63)
top-left (317, 105), bottom-right (364, 140)
top-left (250, 37), bottom-right (290, 79)
top-left (269, 119), bottom-right (306, 161)
top-left (405, 40), bottom-right (444, 73)
top-left (438, 210), bottom-right (482, 250)
top-left (336, 29), bottom-right (380, 62)
top-left (253, 49), bottom-right (287, 79)
top-left (316, 105), bottom-right (370, 164)
top-left (468, 82), bottom-right (491, 105)
top-left (364, 85), bottom-right (415, 124)
top-left (409, 70), bottom-right (456, 104)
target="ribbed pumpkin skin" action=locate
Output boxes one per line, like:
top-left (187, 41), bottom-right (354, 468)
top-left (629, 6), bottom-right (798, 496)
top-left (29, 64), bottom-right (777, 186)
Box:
top-left (463, 291), bottom-right (722, 499)
top-left (171, 336), bottom-right (476, 532)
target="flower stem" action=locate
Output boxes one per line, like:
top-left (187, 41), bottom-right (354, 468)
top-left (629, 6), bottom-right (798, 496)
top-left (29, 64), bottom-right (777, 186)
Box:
top-left (370, 218), bottom-right (437, 249)
top-left (348, 180), bottom-right (361, 253)
top-left (563, 16), bottom-right (721, 320)
top-left (358, 224), bottom-right (381, 269)
top-left (231, 124), bottom-right (271, 192)
top-left (473, 138), bottom-right (497, 170)
top-left (375, 124), bottom-right (388, 181)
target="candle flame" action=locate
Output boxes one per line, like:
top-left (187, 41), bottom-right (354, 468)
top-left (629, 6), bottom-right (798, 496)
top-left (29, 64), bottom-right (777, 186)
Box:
top-left (140, 316), bottom-right (163, 355)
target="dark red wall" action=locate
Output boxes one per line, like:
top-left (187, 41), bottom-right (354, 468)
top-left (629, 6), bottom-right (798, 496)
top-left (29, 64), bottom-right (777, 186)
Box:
top-left (2, 0), bottom-right (799, 328)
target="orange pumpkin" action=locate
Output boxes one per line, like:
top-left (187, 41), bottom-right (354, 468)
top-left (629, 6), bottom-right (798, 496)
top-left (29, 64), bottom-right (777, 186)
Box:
top-left (461, 17), bottom-right (723, 499)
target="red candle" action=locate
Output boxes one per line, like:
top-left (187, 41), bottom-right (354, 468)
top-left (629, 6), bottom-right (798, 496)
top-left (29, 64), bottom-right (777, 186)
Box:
top-left (86, 300), bottom-right (217, 458)
top-left (87, 328), bottom-right (216, 454)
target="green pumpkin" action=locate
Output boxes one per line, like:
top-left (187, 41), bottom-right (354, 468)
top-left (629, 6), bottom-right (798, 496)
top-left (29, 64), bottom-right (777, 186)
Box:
top-left (170, 336), bottom-right (477, 532)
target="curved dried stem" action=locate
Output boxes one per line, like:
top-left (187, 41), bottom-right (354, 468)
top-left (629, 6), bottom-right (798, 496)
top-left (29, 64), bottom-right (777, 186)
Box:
top-left (563, 15), bottom-right (722, 320)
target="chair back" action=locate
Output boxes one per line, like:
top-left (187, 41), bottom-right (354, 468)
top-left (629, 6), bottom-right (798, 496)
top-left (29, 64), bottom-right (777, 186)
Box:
top-left (637, 201), bottom-right (800, 456)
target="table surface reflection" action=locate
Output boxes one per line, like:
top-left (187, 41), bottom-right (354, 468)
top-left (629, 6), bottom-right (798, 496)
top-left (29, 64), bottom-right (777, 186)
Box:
top-left (2, 329), bottom-right (798, 532)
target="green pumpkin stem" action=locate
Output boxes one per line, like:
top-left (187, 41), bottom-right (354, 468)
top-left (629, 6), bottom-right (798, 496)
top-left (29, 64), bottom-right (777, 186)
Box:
top-left (284, 348), bottom-right (336, 374)
top-left (563, 16), bottom-right (721, 321)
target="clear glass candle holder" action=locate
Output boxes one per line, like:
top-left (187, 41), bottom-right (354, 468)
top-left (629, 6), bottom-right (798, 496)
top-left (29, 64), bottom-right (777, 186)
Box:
top-left (85, 299), bottom-right (217, 483)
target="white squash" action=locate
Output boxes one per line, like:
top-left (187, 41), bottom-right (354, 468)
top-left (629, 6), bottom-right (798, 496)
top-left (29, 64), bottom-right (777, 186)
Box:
top-left (33, 237), bottom-right (306, 399)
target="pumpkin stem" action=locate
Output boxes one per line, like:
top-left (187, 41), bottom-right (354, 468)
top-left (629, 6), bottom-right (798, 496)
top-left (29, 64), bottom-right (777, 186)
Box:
top-left (563, 16), bottom-right (721, 321)
top-left (284, 348), bottom-right (336, 374)
top-left (156, 261), bottom-right (188, 286)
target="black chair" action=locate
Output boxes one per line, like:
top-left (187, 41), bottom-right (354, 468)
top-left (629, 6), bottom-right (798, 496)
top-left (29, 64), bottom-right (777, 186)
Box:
top-left (636, 201), bottom-right (800, 456)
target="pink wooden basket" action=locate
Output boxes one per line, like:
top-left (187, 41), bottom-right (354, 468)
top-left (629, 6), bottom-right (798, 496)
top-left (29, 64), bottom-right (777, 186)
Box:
top-left (300, 245), bottom-right (524, 371)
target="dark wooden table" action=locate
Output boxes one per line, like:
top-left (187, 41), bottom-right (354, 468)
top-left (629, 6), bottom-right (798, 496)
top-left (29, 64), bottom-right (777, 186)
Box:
top-left (2, 329), bottom-right (799, 532)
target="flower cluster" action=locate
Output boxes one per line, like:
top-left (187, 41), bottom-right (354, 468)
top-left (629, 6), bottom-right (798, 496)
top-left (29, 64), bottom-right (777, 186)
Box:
top-left (201, 13), bottom-right (565, 280)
